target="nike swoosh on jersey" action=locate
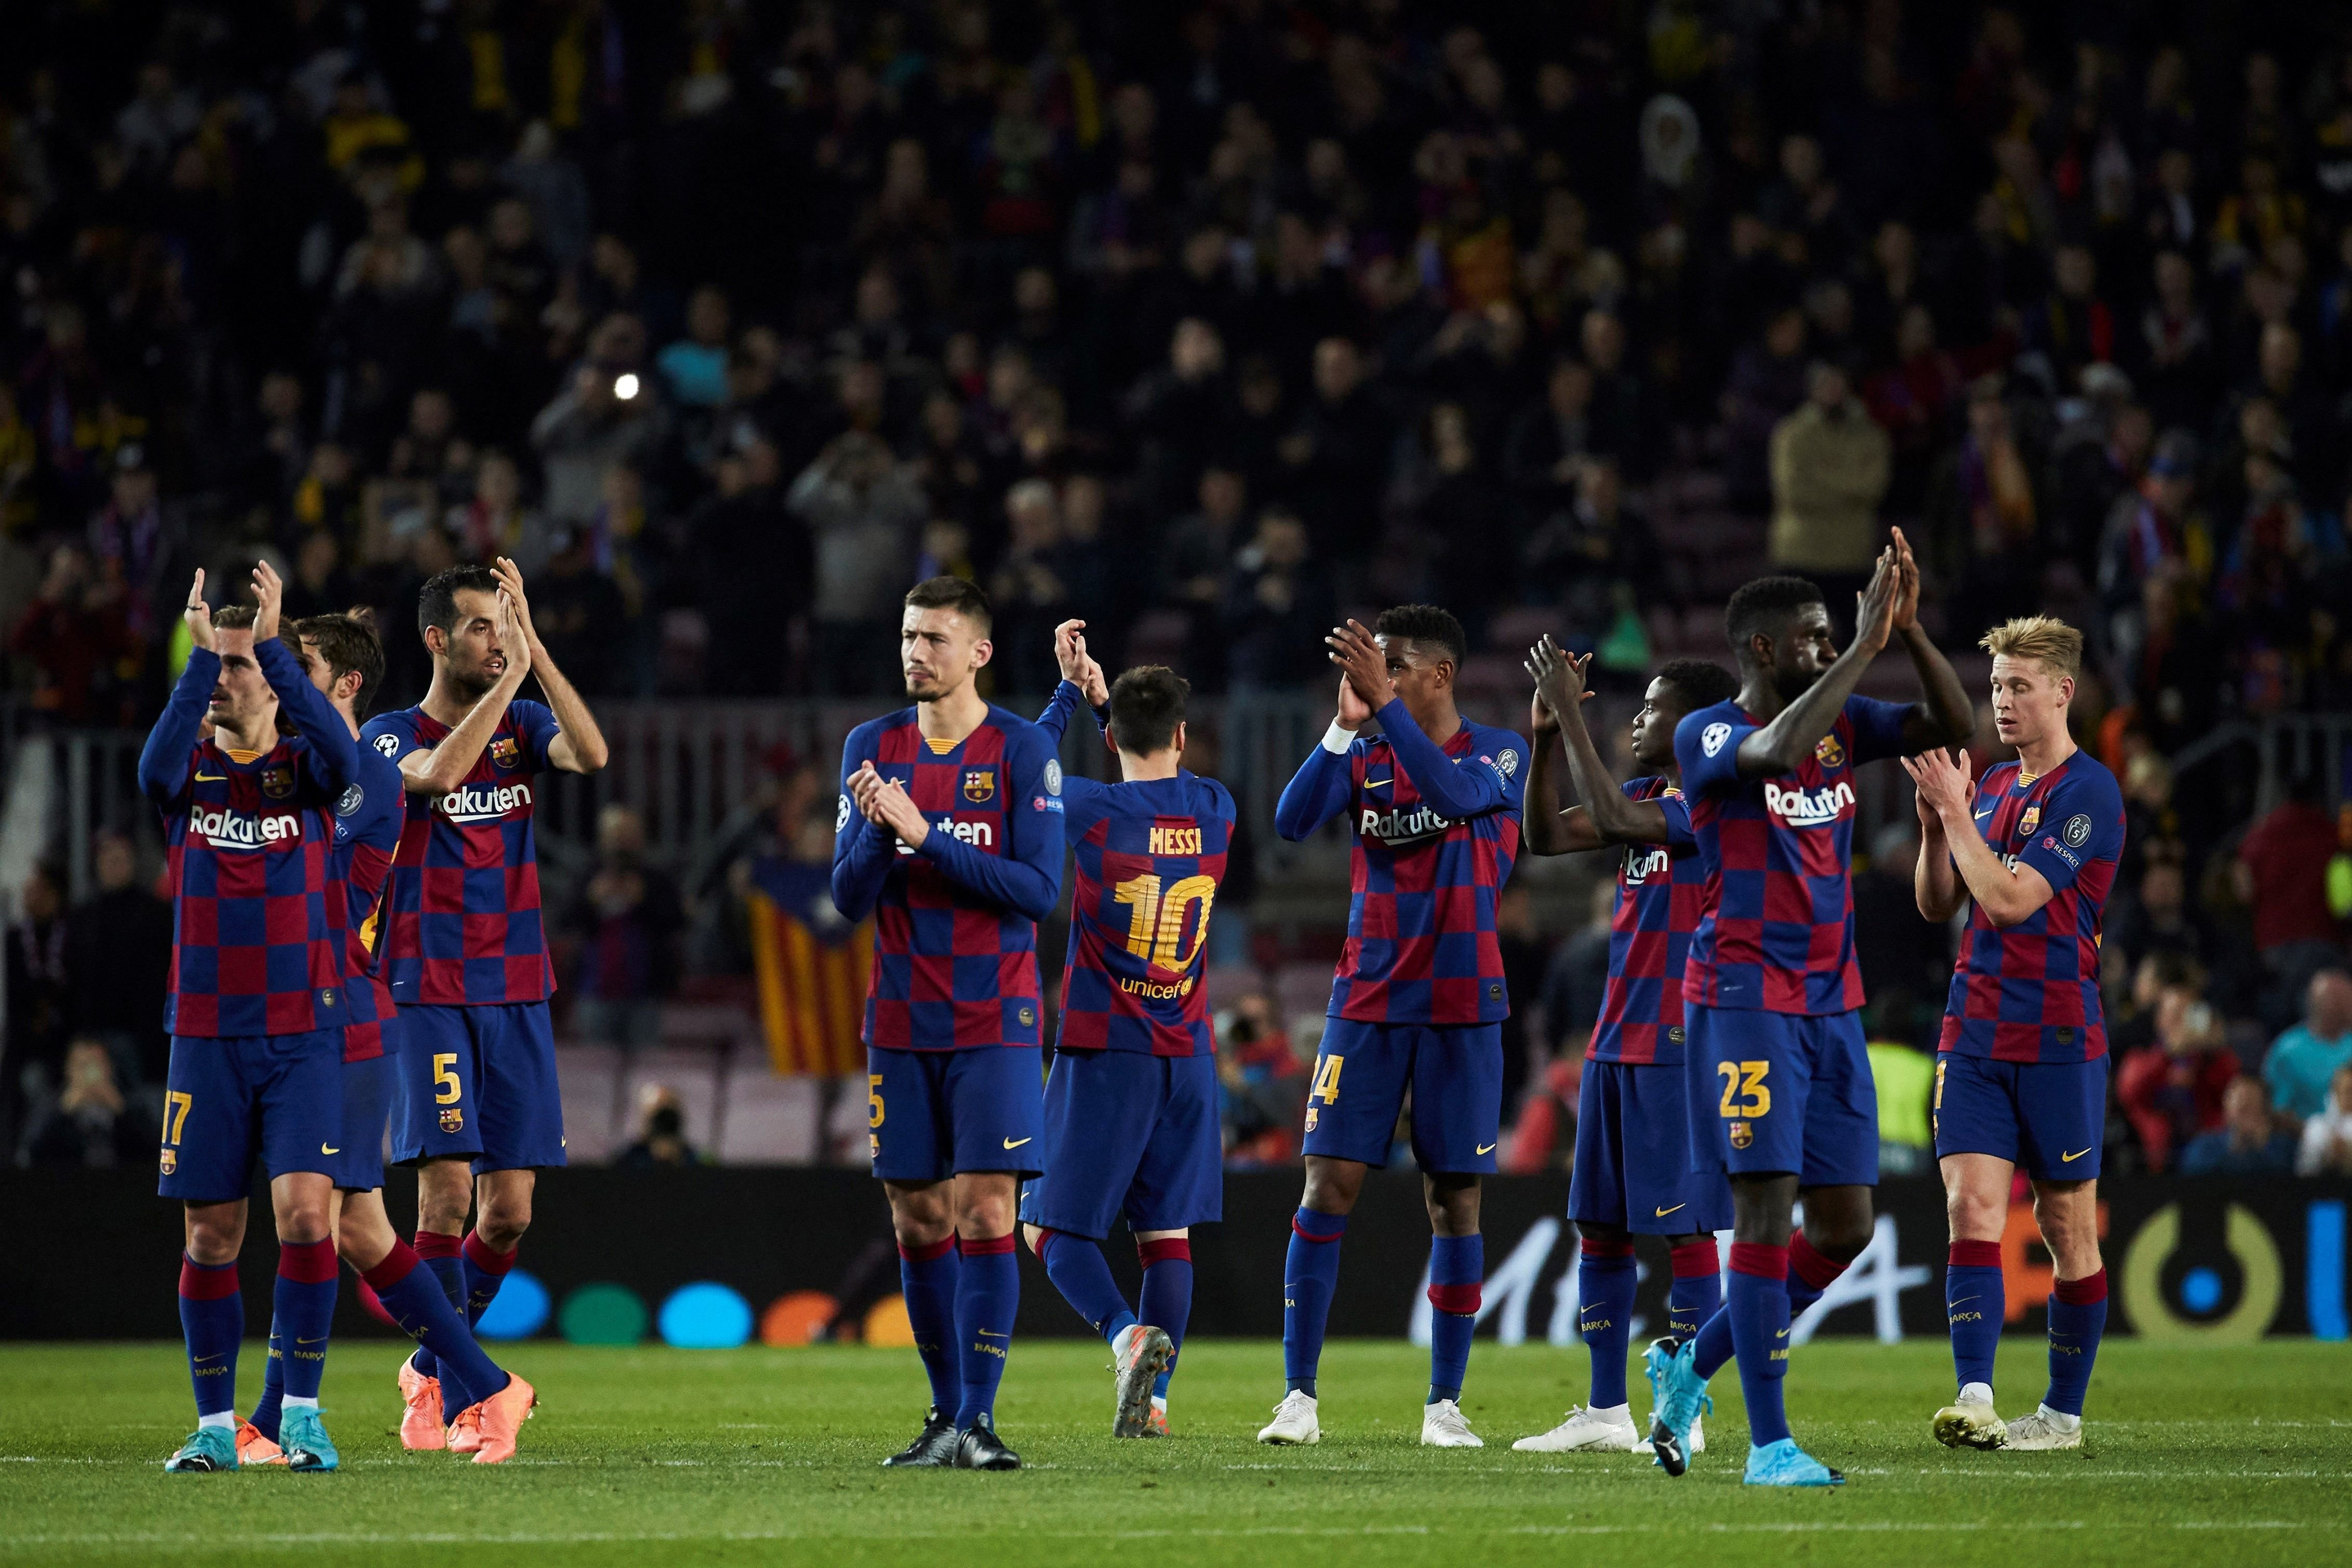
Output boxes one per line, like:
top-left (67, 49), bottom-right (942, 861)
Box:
top-left (1973, 808), bottom-right (1995, 820)
top-left (2061, 1147), bottom-right (2092, 1162)
top-left (1476, 1142), bottom-right (1498, 1155)
top-left (195, 773), bottom-right (228, 782)
top-left (320, 1144), bottom-right (340, 1154)
top-left (1654, 1203), bottom-right (1686, 1217)
top-left (1003, 1136), bottom-right (1032, 1150)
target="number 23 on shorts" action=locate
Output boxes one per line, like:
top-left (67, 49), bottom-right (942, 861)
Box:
top-left (1717, 1059), bottom-right (1770, 1118)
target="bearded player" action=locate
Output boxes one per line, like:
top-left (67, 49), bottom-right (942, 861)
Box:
top-left (833, 577), bottom-right (1065, 1472)
top-left (143, 564), bottom-right (358, 1472)
top-left (1258, 608), bottom-right (1526, 1449)
top-left (363, 559), bottom-right (607, 1451)
top-left (1906, 617), bottom-right (2122, 1454)
top-left (238, 607), bottom-right (535, 1466)
top-left (1513, 638), bottom-right (1739, 1455)
top-left (1018, 622), bottom-right (1233, 1439)
top-left (1647, 531), bottom-right (1973, 1486)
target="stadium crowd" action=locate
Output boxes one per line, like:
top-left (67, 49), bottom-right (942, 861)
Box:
top-left (2, 3), bottom-right (2350, 1172)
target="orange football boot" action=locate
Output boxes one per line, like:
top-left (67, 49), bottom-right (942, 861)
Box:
top-left (397, 1360), bottom-right (447, 1451)
top-left (234, 1419), bottom-right (285, 1466)
top-left (468, 1373), bottom-right (538, 1465)
top-left (446, 1403), bottom-right (483, 1455)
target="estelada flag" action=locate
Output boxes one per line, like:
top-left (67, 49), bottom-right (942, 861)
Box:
top-left (746, 857), bottom-right (870, 1076)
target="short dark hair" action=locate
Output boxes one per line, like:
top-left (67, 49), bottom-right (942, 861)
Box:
top-left (1655, 658), bottom-right (1740, 711)
top-left (210, 604), bottom-right (256, 631)
top-left (1108, 666), bottom-right (1188, 754)
top-left (293, 607), bottom-right (385, 714)
top-left (419, 564), bottom-right (500, 642)
top-left (1723, 576), bottom-right (1825, 657)
top-left (904, 575), bottom-right (991, 634)
top-left (1373, 604), bottom-right (1466, 668)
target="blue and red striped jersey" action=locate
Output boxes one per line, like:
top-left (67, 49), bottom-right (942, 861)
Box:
top-left (326, 747), bottom-right (406, 1063)
top-left (1035, 681), bottom-right (1233, 1057)
top-left (1588, 777), bottom-right (1702, 1066)
top-left (1675, 694), bottom-right (1912, 1016)
top-left (138, 640), bottom-right (360, 1038)
top-left (360, 701), bottom-right (562, 1007)
top-left (830, 705), bottom-right (1064, 1051)
top-left (1937, 753), bottom-right (2125, 1063)
top-left (1275, 700), bottom-right (1526, 1025)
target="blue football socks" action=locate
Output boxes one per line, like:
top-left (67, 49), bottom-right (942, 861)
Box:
top-left (1577, 1237), bottom-right (1637, 1407)
top-left (954, 1234), bottom-right (1020, 1429)
top-left (1946, 1240), bottom-right (2005, 1393)
top-left (178, 1255), bottom-right (242, 1422)
top-left (897, 1235), bottom-right (962, 1415)
top-left (2044, 1269), bottom-right (2109, 1417)
top-left (1727, 1242), bottom-right (1793, 1447)
top-left (1283, 1208), bottom-right (1348, 1396)
top-left (1137, 1238), bottom-right (1194, 1401)
top-left (365, 1242), bottom-right (509, 1403)
top-left (273, 1239), bottom-right (338, 1405)
top-left (1037, 1229), bottom-right (1139, 1343)
top-left (1426, 1233), bottom-right (1483, 1403)
top-left (1668, 1238), bottom-right (1722, 1342)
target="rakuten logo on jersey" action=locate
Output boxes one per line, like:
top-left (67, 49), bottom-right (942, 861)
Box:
top-left (1623, 845), bottom-right (1671, 884)
top-left (1358, 803), bottom-right (1454, 845)
top-left (1762, 778), bottom-right (1856, 827)
top-left (896, 817), bottom-right (995, 855)
top-left (192, 807), bottom-right (303, 850)
top-left (433, 781), bottom-right (533, 824)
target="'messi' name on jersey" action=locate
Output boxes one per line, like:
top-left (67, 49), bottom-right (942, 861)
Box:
top-left (1358, 803), bottom-right (1455, 845)
top-left (1149, 825), bottom-right (1204, 855)
top-left (1762, 778), bottom-right (1856, 827)
top-left (433, 781), bottom-right (534, 823)
top-left (1622, 845), bottom-right (1671, 884)
top-left (191, 807), bottom-right (304, 849)
top-left (895, 815), bottom-right (995, 855)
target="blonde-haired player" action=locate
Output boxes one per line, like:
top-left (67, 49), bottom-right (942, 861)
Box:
top-left (1905, 616), bottom-right (2125, 1452)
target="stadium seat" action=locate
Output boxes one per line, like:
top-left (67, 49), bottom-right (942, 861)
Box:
top-left (712, 1070), bottom-right (826, 1165)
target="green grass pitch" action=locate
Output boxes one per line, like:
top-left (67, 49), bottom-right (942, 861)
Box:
top-left (2, 1338), bottom-right (2347, 1566)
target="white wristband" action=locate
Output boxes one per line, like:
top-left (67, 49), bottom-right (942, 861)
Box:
top-left (1321, 721), bottom-right (1358, 755)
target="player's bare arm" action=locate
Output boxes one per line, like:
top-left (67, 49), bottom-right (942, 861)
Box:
top-left (1886, 529), bottom-right (1976, 755)
top-left (1911, 765), bottom-right (1967, 922)
top-left (1735, 546), bottom-right (1899, 779)
top-left (493, 556), bottom-right (609, 774)
top-left (1902, 748), bottom-right (2056, 927)
top-left (1521, 668), bottom-right (1600, 855)
top-left (1530, 637), bottom-right (1669, 849)
top-left (401, 590), bottom-right (534, 794)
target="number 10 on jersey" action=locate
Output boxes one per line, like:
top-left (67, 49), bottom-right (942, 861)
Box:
top-left (1111, 872), bottom-right (1217, 972)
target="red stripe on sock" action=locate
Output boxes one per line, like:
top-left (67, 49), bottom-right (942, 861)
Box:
top-left (1728, 1242), bottom-right (1789, 1280)
top-left (1028, 1228), bottom-right (1060, 1260)
top-left (413, 1230), bottom-right (462, 1261)
top-left (897, 1235), bottom-right (956, 1263)
top-left (2054, 1268), bottom-right (2107, 1305)
top-left (1949, 1239), bottom-right (2003, 1269)
top-left (178, 1256), bottom-right (240, 1300)
top-left (1579, 1236), bottom-right (1635, 1259)
top-left (1426, 1282), bottom-right (1482, 1315)
top-left (461, 1231), bottom-right (516, 1275)
top-left (361, 1241), bottom-right (422, 1293)
top-left (1669, 1240), bottom-right (1721, 1279)
top-left (1291, 1218), bottom-right (1345, 1242)
top-left (277, 1238), bottom-right (338, 1284)
top-left (1789, 1233), bottom-right (1846, 1290)
top-left (961, 1233), bottom-right (1018, 1256)
top-left (1137, 1238), bottom-right (1191, 1268)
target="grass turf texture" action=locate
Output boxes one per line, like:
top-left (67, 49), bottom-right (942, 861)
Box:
top-left (2, 1339), bottom-right (2346, 1566)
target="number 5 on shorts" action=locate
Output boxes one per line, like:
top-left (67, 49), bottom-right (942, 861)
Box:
top-left (868, 1074), bottom-right (885, 1129)
top-left (1310, 1054), bottom-right (1343, 1105)
top-left (433, 1052), bottom-right (462, 1105)
top-left (1716, 1059), bottom-right (1770, 1118)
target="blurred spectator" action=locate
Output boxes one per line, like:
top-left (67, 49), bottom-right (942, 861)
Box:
top-left (2178, 1076), bottom-right (2298, 1175)
top-left (617, 1085), bottom-right (703, 1167)
top-left (6, 865), bottom-right (71, 1095)
top-left (988, 479), bottom-right (1071, 694)
top-left (659, 286), bottom-right (734, 409)
top-left (1223, 509), bottom-right (1334, 690)
top-left (1854, 823), bottom-right (1949, 1051)
top-left (531, 343), bottom-right (660, 526)
top-left (561, 805), bottom-right (684, 1051)
top-left (2295, 1063), bottom-right (2352, 1176)
top-left (2262, 969), bottom-right (2352, 1123)
top-left (1768, 361), bottom-right (1891, 609)
top-left (1524, 459), bottom-right (1663, 647)
top-left (8, 544), bottom-right (136, 724)
top-left (2109, 852), bottom-right (2209, 974)
top-left (15, 1039), bottom-right (145, 1169)
top-left (1540, 878), bottom-right (1618, 1061)
top-left (1161, 465), bottom-right (1248, 688)
top-left (1722, 307), bottom-right (1811, 511)
top-left (1496, 886), bottom-right (1550, 1120)
top-left (697, 441), bottom-right (811, 698)
top-left (1869, 1036), bottom-right (1936, 1178)
top-left (1217, 992), bottom-right (1307, 1166)
top-left (790, 432), bottom-right (926, 696)
top-left (63, 830), bottom-right (171, 1092)
top-left (2235, 777), bottom-right (2350, 1010)
top-left (1925, 378), bottom-right (2045, 634)
top-left (2116, 961), bottom-right (2237, 1171)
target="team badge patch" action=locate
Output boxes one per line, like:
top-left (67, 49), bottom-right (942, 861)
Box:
top-left (962, 768), bottom-right (995, 803)
top-left (1729, 1120), bottom-right (1753, 1149)
top-left (439, 1106), bottom-right (465, 1134)
top-left (1304, 1105), bottom-right (1320, 1132)
top-left (335, 784), bottom-right (364, 817)
top-left (2062, 813), bottom-right (2093, 848)
top-left (1043, 760), bottom-right (1063, 797)
top-left (260, 765), bottom-right (295, 800)
top-left (1017, 1005), bottom-right (1035, 1027)
top-left (372, 733), bottom-right (402, 758)
top-left (1702, 722), bottom-right (1732, 757)
top-left (2019, 804), bottom-right (2042, 837)
top-left (489, 735), bottom-right (520, 770)
top-left (159, 1146), bottom-right (176, 1175)
top-left (1814, 733), bottom-right (1846, 768)
top-left (836, 794), bottom-right (851, 831)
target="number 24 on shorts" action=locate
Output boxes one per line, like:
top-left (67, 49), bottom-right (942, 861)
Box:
top-left (1716, 1059), bottom-right (1770, 1118)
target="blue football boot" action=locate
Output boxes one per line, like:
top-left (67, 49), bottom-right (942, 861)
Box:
top-left (1742, 1436), bottom-right (1844, 1486)
top-left (1644, 1338), bottom-right (1710, 1477)
top-left (279, 1407), bottom-right (341, 1473)
top-left (163, 1426), bottom-right (238, 1472)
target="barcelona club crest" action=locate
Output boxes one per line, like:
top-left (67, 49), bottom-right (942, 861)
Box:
top-left (159, 1146), bottom-right (176, 1175)
top-left (1728, 1120), bottom-right (1753, 1149)
top-left (260, 764), bottom-right (296, 800)
top-left (439, 1106), bottom-right (465, 1134)
top-left (2019, 804), bottom-right (2042, 837)
top-left (1813, 733), bottom-right (1846, 769)
top-left (962, 768), bottom-right (995, 804)
top-left (489, 735), bottom-right (520, 771)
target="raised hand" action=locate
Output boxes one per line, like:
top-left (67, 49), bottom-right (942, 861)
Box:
top-left (492, 556), bottom-right (541, 651)
top-left (1525, 635), bottom-right (1593, 731)
top-left (250, 559), bottom-right (285, 644)
top-left (1853, 544), bottom-right (1900, 657)
top-left (496, 589), bottom-right (533, 678)
top-left (1889, 526), bottom-right (1922, 634)
top-left (183, 569), bottom-right (215, 652)
top-left (1900, 747), bottom-right (1975, 826)
top-left (866, 775), bottom-right (931, 848)
top-left (1335, 668), bottom-right (1372, 728)
top-left (1325, 618), bottom-right (1395, 713)
top-left (1053, 618), bottom-right (1091, 684)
